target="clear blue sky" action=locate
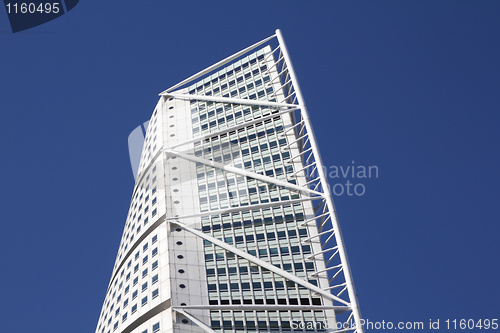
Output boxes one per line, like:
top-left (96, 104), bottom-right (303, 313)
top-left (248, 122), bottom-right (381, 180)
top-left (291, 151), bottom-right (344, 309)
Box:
top-left (1, 1), bottom-right (499, 332)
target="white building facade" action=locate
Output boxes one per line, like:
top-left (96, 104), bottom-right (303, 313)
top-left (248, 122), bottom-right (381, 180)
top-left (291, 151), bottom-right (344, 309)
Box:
top-left (95, 30), bottom-right (364, 333)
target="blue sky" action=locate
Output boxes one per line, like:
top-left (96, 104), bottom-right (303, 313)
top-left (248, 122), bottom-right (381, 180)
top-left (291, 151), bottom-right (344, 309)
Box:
top-left (0, 1), bottom-right (499, 332)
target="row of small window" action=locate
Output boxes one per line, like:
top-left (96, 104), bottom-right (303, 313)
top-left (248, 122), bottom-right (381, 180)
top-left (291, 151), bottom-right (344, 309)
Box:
top-left (130, 195), bottom-right (158, 216)
top-left (199, 172), bottom-right (291, 192)
top-left (192, 113), bottom-right (282, 147)
top-left (109, 267), bottom-right (157, 304)
top-left (139, 125), bottom-right (159, 169)
top-left (202, 212), bottom-right (303, 233)
top-left (142, 118), bottom-right (158, 145)
top-left (210, 320), bottom-right (323, 330)
top-left (205, 85), bottom-right (273, 104)
top-left (191, 82), bottom-right (273, 121)
top-left (195, 153), bottom-right (290, 181)
top-left (143, 141), bottom-right (158, 158)
top-left (197, 170), bottom-right (292, 196)
top-left (143, 114), bottom-right (159, 154)
top-left (143, 117), bottom-right (157, 147)
top-left (121, 236), bottom-right (158, 279)
top-left (131, 194), bottom-right (157, 211)
top-left (210, 306), bottom-right (325, 318)
top-left (206, 261), bottom-right (315, 279)
top-left (102, 273), bottom-right (159, 322)
top-left (207, 279), bottom-right (318, 293)
top-left (124, 284), bottom-right (160, 312)
top-left (103, 273), bottom-right (159, 322)
top-left (200, 204), bottom-right (303, 225)
top-left (194, 133), bottom-right (285, 160)
top-left (191, 76), bottom-right (272, 112)
top-left (200, 76), bottom-right (272, 100)
top-left (194, 140), bottom-right (287, 166)
top-left (122, 206), bottom-right (158, 247)
top-left (125, 182), bottom-right (158, 234)
top-left (202, 213), bottom-right (307, 233)
top-left (199, 189), bottom-right (298, 206)
top-left (192, 109), bottom-right (278, 139)
top-left (188, 54), bottom-right (267, 93)
top-left (208, 297), bottom-right (323, 306)
top-left (194, 135), bottom-right (287, 164)
top-left (103, 289), bottom-right (160, 332)
top-left (192, 107), bottom-right (279, 133)
top-left (105, 240), bottom-right (159, 312)
top-left (204, 244), bottom-right (310, 262)
top-left (199, 193), bottom-right (299, 213)
top-left (204, 228), bottom-right (308, 245)
top-left (192, 103), bottom-right (273, 129)
top-left (113, 258), bottom-right (158, 293)
top-left (120, 233), bottom-right (158, 271)
top-left (125, 271), bottom-right (159, 294)
top-left (197, 183), bottom-right (295, 205)
top-left (128, 198), bottom-right (157, 223)
top-left (131, 165), bottom-right (158, 204)
top-left (192, 103), bottom-right (278, 135)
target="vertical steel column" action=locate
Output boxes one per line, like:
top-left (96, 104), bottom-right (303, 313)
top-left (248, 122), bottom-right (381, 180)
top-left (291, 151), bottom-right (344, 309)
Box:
top-left (275, 29), bottom-right (365, 333)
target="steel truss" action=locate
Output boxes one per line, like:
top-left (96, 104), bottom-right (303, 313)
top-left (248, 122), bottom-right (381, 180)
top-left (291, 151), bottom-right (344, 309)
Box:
top-left (160, 29), bottom-right (364, 333)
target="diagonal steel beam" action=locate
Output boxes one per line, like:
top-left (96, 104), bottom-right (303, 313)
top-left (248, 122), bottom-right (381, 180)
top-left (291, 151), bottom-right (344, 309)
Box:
top-left (173, 308), bottom-right (217, 333)
top-left (166, 107), bottom-right (297, 150)
top-left (171, 197), bottom-right (315, 222)
top-left (169, 219), bottom-right (350, 306)
top-left (173, 305), bottom-right (351, 314)
top-left (160, 92), bottom-right (297, 109)
top-left (163, 149), bottom-right (323, 197)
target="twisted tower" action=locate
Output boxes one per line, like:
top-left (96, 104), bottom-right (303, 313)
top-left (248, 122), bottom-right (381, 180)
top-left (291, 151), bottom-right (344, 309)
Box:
top-left (95, 30), bottom-right (364, 333)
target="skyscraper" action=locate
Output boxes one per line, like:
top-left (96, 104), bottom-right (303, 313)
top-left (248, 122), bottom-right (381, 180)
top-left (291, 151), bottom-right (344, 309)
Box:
top-left (95, 30), bottom-right (364, 333)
